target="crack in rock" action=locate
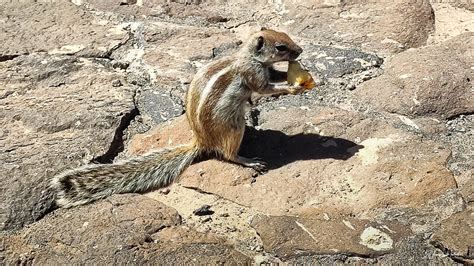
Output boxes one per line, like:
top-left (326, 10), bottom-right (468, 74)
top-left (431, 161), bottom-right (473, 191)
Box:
top-left (0, 54), bottom-right (20, 62)
top-left (431, 240), bottom-right (474, 264)
top-left (92, 105), bottom-right (140, 164)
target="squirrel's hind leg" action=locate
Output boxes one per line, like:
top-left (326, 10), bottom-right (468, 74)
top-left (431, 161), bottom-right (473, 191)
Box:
top-left (218, 126), bottom-right (267, 173)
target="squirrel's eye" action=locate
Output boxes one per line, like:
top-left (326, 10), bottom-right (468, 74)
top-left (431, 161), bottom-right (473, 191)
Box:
top-left (276, 44), bottom-right (288, 52)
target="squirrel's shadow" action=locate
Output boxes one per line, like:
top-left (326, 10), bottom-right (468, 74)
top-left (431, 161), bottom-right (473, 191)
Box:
top-left (237, 126), bottom-right (363, 170)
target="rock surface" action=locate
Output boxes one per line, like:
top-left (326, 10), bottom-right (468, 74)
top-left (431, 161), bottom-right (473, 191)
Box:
top-left (427, 3), bottom-right (474, 44)
top-left (431, 206), bottom-right (474, 264)
top-left (355, 32), bottom-right (473, 119)
top-left (284, 0), bottom-right (435, 54)
top-left (0, 1), bottom-right (129, 58)
top-left (251, 214), bottom-right (410, 259)
top-left (1, 0), bottom-right (472, 264)
top-left (178, 106), bottom-right (457, 219)
top-left (0, 54), bottom-right (136, 230)
top-left (1, 194), bottom-right (250, 264)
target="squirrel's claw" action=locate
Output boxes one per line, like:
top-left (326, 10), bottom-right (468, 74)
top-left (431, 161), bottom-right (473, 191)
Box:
top-left (252, 163), bottom-right (268, 174)
top-left (233, 156), bottom-right (268, 173)
top-left (247, 157), bottom-right (268, 173)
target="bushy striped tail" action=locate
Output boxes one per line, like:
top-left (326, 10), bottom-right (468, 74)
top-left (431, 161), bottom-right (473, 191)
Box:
top-left (51, 143), bottom-right (199, 208)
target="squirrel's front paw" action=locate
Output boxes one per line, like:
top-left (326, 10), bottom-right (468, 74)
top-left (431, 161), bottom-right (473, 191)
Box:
top-left (289, 85), bottom-right (305, 95)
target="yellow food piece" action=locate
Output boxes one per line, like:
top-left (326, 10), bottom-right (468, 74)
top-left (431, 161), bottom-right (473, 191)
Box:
top-left (287, 61), bottom-right (316, 90)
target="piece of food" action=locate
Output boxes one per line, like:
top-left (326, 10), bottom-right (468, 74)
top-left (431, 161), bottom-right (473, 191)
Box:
top-left (287, 61), bottom-right (316, 90)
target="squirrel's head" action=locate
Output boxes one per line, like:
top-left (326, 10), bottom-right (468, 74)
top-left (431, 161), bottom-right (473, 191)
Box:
top-left (244, 28), bottom-right (303, 64)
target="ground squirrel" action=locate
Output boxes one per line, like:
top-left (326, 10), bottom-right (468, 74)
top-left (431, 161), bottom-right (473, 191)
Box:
top-left (52, 28), bottom-right (305, 208)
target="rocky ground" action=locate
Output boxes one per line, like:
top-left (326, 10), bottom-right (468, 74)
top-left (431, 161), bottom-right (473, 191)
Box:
top-left (0, 0), bottom-right (473, 264)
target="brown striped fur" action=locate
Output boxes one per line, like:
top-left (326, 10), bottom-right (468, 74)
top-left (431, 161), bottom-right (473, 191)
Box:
top-left (52, 29), bottom-right (304, 208)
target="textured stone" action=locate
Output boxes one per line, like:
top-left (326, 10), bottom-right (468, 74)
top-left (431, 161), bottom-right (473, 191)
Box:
top-left (130, 106), bottom-right (457, 221)
top-left (443, 1), bottom-right (474, 11)
top-left (286, 235), bottom-right (456, 264)
top-left (141, 23), bottom-right (237, 83)
top-left (444, 114), bottom-right (473, 182)
top-left (127, 115), bottom-right (192, 155)
top-left (0, 0), bottom-right (471, 264)
top-left (431, 205), bottom-right (474, 264)
top-left (135, 86), bottom-right (184, 125)
top-left (428, 3), bottom-right (474, 44)
top-left (0, 54), bottom-right (136, 230)
top-left (1, 194), bottom-right (250, 264)
top-left (251, 214), bottom-right (410, 260)
top-left (0, 1), bottom-right (128, 58)
top-left (455, 170), bottom-right (474, 203)
top-left (355, 33), bottom-right (473, 119)
top-left (284, 1), bottom-right (435, 54)
top-left (301, 44), bottom-right (383, 80)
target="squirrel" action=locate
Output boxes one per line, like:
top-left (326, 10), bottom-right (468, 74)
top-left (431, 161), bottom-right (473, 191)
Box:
top-left (51, 28), bottom-right (305, 208)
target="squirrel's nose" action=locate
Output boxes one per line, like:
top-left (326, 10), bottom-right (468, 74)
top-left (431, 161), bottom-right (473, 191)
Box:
top-left (296, 45), bottom-right (303, 55)
top-left (291, 46), bottom-right (303, 59)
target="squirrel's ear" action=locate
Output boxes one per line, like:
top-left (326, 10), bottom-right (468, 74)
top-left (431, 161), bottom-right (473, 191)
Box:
top-left (260, 27), bottom-right (267, 31)
top-left (256, 36), bottom-right (264, 51)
